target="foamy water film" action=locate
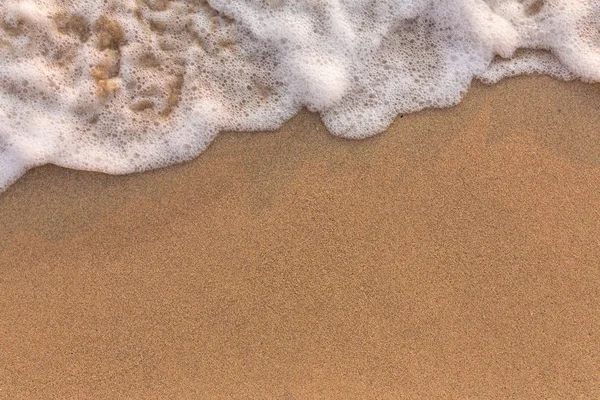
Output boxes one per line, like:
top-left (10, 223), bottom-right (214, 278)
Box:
top-left (1, 0), bottom-right (599, 191)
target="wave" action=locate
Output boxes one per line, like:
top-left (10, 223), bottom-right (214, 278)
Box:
top-left (1, 0), bottom-right (599, 191)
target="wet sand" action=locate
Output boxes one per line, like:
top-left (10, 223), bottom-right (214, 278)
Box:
top-left (1, 76), bottom-right (599, 399)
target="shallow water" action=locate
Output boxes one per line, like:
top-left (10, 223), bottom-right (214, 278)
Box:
top-left (0, 0), bottom-right (598, 191)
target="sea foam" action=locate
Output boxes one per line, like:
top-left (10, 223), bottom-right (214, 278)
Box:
top-left (0, 0), bottom-right (599, 192)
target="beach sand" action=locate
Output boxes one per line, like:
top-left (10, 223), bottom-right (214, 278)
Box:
top-left (1, 75), bottom-right (599, 399)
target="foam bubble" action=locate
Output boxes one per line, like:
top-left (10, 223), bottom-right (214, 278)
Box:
top-left (1, 0), bottom-right (599, 192)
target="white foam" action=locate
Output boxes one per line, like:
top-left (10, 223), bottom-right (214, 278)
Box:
top-left (1, 0), bottom-right (599, 192)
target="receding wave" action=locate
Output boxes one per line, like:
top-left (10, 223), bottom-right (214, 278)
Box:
top-left (1, 0), bottom-right (599, 191)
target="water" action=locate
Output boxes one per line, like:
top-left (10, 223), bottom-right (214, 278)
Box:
top-left (0, 0), bottom-right (598, 192)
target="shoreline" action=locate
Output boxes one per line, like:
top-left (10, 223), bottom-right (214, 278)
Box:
top-left (1, 75), bottom-right (599, 398)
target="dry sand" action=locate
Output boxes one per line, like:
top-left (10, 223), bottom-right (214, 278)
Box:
top-left (1, 75), bottom-right (599, 399)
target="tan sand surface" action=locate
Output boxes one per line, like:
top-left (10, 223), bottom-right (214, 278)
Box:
top-left (1, 76), bottom-right (599, 399)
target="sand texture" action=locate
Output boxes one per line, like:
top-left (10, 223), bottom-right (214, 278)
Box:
top-left (1, 76), bottom-right (599, 399)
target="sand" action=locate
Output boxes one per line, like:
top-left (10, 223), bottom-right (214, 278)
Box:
top-left (1, 75), bottom-right (599, 399)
